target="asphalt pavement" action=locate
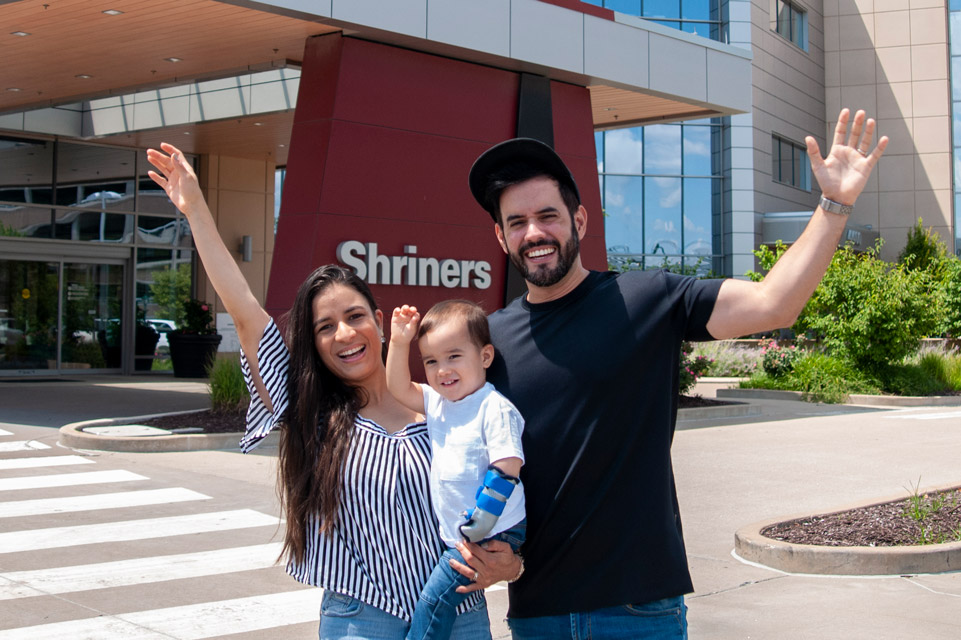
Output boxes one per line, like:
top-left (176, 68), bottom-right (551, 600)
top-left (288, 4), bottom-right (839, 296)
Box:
top-left (1, 375), bottom-right (959, 639)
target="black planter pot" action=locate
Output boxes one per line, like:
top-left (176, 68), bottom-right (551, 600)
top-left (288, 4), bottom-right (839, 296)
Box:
top-left (168, 333), bottom-right (222, 378)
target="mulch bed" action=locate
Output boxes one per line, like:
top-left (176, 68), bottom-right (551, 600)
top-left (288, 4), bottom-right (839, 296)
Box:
top-left (763, 487), bottom-right (961, 547)
top-left (140, 410), bottom-right (246, 434)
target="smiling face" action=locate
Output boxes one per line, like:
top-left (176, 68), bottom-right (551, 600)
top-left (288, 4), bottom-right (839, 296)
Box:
top-left (494, 175), bottom-right (587, 295)
top-left (311, 283), bottom-right (385, 385)
top-left (418, 319), bottom-right (494, 402)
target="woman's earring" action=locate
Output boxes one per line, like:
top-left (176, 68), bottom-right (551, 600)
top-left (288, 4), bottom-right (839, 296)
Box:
top-left (380, 333), bottom-right (386, 343)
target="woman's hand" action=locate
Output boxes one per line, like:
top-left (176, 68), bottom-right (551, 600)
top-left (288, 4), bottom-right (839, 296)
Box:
top-left (146, 143), bottom-right (206, 217)
top-left (806, 108), bottom-right (888, 206)
top-left (451, 540), bottom-right (522, 593)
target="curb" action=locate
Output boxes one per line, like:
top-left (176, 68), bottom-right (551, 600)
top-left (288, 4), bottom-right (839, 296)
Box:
top-left (59, 410), bottom-right (246, 453)
top-left (735, 483), bottom-right (961, 576)
top-left (717, 388), bottom-right (961, 406)
top-left (677, 401), bottom-right (760, 421)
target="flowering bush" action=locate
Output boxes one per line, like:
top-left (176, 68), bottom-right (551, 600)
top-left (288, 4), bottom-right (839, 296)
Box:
top-left (679, 343), bottom-right (713, 395)
top-left (760, 338), bottom-right (800, 377)
top-left (175, 299), bottom-right (216, 335)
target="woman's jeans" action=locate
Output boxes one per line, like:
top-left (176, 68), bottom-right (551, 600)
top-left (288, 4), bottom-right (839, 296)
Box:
top-left (406, 521), bottom-right (526, 640)
top-left (319, 590), bottom-right (491, 640)
top-left (507, 596), bottom-right (688, 640)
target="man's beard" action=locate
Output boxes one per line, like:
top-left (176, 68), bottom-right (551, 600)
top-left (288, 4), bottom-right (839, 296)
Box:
top-left (509, 230), bottom-right (580, 288)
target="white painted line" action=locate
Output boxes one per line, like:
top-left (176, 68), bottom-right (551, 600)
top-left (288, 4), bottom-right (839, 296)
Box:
top-left (0, 543), bottom-right (283, 600)
top-left (0, 470), bottom-right (146, 492)
top-left (0, 455), bottom-right (94, 471)
top-left (0, 487), bottom-right (210, 519)
top-left (0, 509), bottom-right (280, 554)
top-left (881, 410), bottom-right (961, 421)
top-left (0, 441), bottom-right (50, 453)
top-left (0, 588), bottom-right (319, 639)
top-left (0, 428), bottom-right (12, 436)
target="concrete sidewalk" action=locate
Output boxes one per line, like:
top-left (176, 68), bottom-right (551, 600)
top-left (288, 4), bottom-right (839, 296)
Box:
top-left (2, 375), bottom-right (959, 638)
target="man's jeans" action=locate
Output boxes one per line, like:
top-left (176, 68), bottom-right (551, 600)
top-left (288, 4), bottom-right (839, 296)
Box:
top-left (406, 521), bottom-right (526, 640)
top-left (507, 596), bottom-right (688, 640)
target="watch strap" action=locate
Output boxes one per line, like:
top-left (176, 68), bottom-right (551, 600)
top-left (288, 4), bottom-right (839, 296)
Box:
top-left (819, 195), bottom-right (853, 216)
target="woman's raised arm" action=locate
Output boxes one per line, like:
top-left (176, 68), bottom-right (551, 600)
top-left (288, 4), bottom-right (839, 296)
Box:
top-left (147, 143), bottom-right (273, 405)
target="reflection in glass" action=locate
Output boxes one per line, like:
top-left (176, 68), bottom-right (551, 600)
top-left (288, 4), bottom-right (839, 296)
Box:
top-left (605, 128), bottom-right (643, 174)
top-left (0, 205), bottom-right (54, 238)
top-left (683, 125), bottom-right (712, 175)
top-left (53, 210), bottom-right (134, 243)
top-left (137, 215), bottom-right (192, 247)
top-left (0, 137), bottom-right (54, 204)
top-left (0, 260), bottom-right (59, 370)
top-left (606, 0), bottom-right (640, 14)
top-left (644, 125), bottom-right (681, 175)
top-left (645, 176), bottom-right (682, 256)
top-left (604, 175), bottom-right (645, 257)
top-left (644, 0), bottom-right (680, 20)
top-left (56, 143), bottom-right (136, 210)
top-left (137, 149), bottom-right (192, 215)
top-left (683, 178), bottom-right (712, 257)
top-left (62, 263), bottom-right (124, 370)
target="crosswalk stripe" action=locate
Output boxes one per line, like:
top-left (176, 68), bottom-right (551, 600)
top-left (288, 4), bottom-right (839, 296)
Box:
top-left (0, 428), bottom-right (12, 436)
top-left (0, 543), bottom-right (284, 600)
top-left (0, 509), bottom-right (280, 554)
top-left (0, 441), bottom-right (50, 453)
top-left (0, 588), bottom-right (319, 639)
top-left (0, 455), bottom-right (94, 471)
top-left (0, 470), bottom-right (146, 492)
top-left (881, 410), bottom-right (961, 420)
top-left (0, 487), bottom-right (210, 519)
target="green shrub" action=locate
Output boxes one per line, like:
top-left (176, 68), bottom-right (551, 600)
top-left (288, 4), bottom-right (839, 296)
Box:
top-left (208, 356), bottom-right (249, 414)
top-left (897, 219), bottom-right (947, 274)
top-left (760, 339), bottom-right (801, 377)
top-left (795, 242), bottom-right (938, 371)
top-left (679, 342), bottom-right (712, 395)
top-left (935, 257), bottom-right (961, 339)
top-left (692, 342), bottom-right (760, 377)
top-left (788, 353), bottom-right (878, 403)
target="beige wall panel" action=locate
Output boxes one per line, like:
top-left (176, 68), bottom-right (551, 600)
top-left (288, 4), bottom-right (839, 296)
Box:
top-left (838, 0), bottom-right (874, 17)
top-left (877, 153), bottom-right (917, 191)
top-left (840, 49), bottom-right (877, 85)
top-left (826, 86), bottom-right (842, 119)
top-left (874, 0), bottom-right (906, 10)
top-left (219, 156), bottom-right (269, 193)
top-left (850, 191), bottom-right (880, 230)
top-left (825, 50), bottom-right (842, 86)
top-left (912, 80), bottom-right (950, 118)
top-left (914, 188), bottom-right (952, 227)
top-left (913, 116), bottom-right (951, 153)
top-left (841, 83), bottom-right (878, 113)
top-left (910, 8), bottom-right (948, 46)
top-left (876, 81), bottom-right (913, 119)
top-left (914, 152), bottom-right (952, 191)
top-left (911, 43), bottom-right (949, 81)
top-left (878, 190), bottom-right (916, 227)
top-left (824, 0), bottom-right (840, 18)
top-left (874, 11), bottom-right (912, 48)
top-left (875, 46), bottom-right (914, 83)
top-left (876, 116), bottom-right (914, 151)
top-left (838, 13), bottom-right (875, 49)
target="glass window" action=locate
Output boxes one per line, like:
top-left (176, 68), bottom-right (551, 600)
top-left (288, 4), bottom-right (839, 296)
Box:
top-left (137, 215), bottom-right (192, 247)
top-left (56, 143), bottom-right (136, 211)
top-left (645, 176), bottom-right (682, 256)
top-left (0, 259), bottom-right (59, 370)
top-left (644, 0), bottom-right (680, 20)
top-left (604, 175), bottom-right (645, 255)
top-left (682, 0), bottom-right (710, 22)
top-left (0, 137), bottom-right (54, 205)
top-left (605, 128), bottom-right (643, 174)
top-left (606, 0), bottom-right (641, 13)
top-left (772, 135), bottom-right (811, 190)
top-left (773, 0), bottom-right (808, 51)
top-left (0, 204), bottom-right (54, 239)
top-left (644, 125), bottom-right (682, 175)
top-left (683, 125), bottom-right (712, 176)
top-left (683, 178), bottom-right (712, 256)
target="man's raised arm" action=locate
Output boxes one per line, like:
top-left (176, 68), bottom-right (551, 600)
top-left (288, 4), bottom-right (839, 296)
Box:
top-left (706, 109), bottom-right (889, 340)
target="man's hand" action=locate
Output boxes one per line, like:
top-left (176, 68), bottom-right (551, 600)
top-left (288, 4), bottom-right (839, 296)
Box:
top-left (806, 108), bottom-right (888, 206)
top-left (451, 540), bottom-right (522, 593)
top-left (390, 305), bottom-right (420, 345)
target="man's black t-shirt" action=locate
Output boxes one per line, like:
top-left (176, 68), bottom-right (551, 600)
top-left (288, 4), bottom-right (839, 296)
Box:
top-left (487, 269), bottom-right (722, 618)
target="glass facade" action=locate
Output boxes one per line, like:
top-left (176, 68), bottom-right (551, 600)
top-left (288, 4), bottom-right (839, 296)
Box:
top-left (772, 0), bottom-right (808, 52)
top-left (597, 119), bottom-right (722, 273)
top-left (951, 0), bottom-right (961, 256)
top-left (584, 1), bottom-right (726, 275)
top-left (0, 136), bottom-right (195, 373)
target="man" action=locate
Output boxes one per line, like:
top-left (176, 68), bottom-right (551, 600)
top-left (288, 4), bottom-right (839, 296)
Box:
top-left (453, 109), bottom-right (886, 638)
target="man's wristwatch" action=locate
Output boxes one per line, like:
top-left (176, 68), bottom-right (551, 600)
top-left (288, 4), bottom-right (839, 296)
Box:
top-left (506, 553), bottom-right (525, 583)
top-left (819, 195), bottom-right (854, 216)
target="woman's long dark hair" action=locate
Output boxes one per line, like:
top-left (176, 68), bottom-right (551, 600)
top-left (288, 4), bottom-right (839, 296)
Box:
top-left (279, 265), bottom-right (380, 563)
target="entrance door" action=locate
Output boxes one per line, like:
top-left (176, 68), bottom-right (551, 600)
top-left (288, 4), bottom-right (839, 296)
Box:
top-left (0, 257), bottom-right (125, 374)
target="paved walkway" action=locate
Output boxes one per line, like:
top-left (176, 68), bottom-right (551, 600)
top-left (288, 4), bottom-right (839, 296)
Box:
top-left (1, 375), bottom-right (959, 638)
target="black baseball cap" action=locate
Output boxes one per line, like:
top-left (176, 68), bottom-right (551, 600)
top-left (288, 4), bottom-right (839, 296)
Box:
top-left (468, 138), bottom-right (581, 221)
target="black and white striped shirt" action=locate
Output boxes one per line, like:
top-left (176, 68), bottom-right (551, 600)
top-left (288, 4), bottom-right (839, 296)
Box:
top-left (239, 320), bottom-right (482, 621)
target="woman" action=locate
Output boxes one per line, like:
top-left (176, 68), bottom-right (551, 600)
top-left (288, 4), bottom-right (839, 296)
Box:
top-left (146, 143), bottom-right (520, 639)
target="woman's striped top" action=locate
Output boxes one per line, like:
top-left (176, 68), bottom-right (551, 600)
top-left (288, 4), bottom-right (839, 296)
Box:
top-left (239, 319), bottom-right (483, 622)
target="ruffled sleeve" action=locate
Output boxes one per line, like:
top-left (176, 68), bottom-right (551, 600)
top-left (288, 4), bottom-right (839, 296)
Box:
top-left (239, 319), bottom-right (290, 452)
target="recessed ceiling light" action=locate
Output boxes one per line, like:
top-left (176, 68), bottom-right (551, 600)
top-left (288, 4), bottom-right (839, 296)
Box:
top-left (75, 74), bottom-right (92, 79)
top-left (183, 131), bottom-right (191, 136)
top-left (253, 122), bottom-right (263, 126)
top-left (6, 87), bottom-right (21, 92)
top-left (11, 31), bottom-right (30, 37)
top-left (102, 9), bottom-right (124, 16)
top-left (165, 57), bottom-right (183, 63)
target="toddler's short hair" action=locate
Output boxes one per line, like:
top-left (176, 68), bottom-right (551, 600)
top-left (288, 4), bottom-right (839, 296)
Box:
top-left (418, 299), bottom-right (491, 349)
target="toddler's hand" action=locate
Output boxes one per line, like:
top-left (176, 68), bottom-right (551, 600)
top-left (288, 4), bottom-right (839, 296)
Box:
top-left (390, 305), bottom-right (420, 344)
